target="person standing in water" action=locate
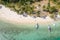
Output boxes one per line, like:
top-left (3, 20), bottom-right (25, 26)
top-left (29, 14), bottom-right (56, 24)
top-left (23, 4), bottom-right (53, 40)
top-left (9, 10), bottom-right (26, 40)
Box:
top-left (48, 25), bottom-right (51, 32)
top-left (36, 23), bottom-right (39, 29)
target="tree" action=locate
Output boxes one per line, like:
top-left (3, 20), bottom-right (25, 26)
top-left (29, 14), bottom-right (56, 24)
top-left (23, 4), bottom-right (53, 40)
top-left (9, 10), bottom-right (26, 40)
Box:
top-left (49, 6), bottom-right (58, 20)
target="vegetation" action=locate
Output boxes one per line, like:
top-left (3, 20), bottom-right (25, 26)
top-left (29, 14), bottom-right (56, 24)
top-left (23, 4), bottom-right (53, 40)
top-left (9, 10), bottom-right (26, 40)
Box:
top-left (0, 0), bottom-right (37, 15)
top-left (42, 0), bottom-right (59, 20)
top-left (0, 0), bottom-right (60, 20)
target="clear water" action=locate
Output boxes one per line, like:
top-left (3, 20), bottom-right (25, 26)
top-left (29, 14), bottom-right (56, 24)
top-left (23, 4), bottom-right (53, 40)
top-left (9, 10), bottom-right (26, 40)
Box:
top-left (0, 20), bottom-right (60, 40)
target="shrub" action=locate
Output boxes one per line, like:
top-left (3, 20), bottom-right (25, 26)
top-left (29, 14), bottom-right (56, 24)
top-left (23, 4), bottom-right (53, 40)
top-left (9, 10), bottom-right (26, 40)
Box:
top-left (49, 6), bottom-right (58, 13)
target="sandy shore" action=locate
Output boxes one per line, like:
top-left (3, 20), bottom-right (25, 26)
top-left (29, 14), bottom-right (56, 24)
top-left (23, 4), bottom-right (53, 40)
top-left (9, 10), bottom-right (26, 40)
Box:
top-left (0, 5), bottom-right (55, 25)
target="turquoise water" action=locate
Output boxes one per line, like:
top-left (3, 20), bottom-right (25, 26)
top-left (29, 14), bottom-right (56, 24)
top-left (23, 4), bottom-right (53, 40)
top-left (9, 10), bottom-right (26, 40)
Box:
top-left (0, 20), bottom-right (60, 40)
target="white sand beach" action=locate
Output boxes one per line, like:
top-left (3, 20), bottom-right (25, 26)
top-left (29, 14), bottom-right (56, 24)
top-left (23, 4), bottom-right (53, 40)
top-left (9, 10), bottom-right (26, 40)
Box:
top-left (0, 5), bottom-right (56, 25)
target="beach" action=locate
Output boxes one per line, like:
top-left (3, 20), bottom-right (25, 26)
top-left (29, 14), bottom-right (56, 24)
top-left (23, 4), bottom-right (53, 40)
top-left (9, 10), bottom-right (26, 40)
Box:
top-left (0, 5), bottom-right (55, 25)
top-left (0, 4), bottom-right (60, 40)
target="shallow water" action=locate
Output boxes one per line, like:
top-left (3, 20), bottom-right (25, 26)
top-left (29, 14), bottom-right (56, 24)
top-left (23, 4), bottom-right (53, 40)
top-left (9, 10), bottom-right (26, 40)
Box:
top-left (0, 20), bottom-right (60, 40)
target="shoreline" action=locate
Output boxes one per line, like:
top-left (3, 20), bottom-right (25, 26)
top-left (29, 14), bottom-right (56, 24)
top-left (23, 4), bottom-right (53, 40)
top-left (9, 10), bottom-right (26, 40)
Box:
top-left (0, 15), bottom-right (55, 25)
top-left (0, 5), bottom-right (59, 25)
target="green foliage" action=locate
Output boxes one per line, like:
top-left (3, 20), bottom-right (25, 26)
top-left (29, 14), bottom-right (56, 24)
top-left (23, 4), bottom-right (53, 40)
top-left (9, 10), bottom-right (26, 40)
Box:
top-left (2, 0), bottom-right (19, 3)
top-left (21, 5), bottom-right (34, 14)
top-left (37, 11), bottom-right (40, 17)
top-left (53, 0), bottom-right (57, 2)
top-left (50, 14), bottom-right (54, 18)
top-left (58, 12), bottom-right (60, 15)
top-left (43, 6), bottom-right (58, 13)
top-left (0, 0), bottom-right (59, 18)
top-left (1, 0), bottom-right (34, 5)
top-left (0, 0), bottom-right (35, 15)
top-left (49, 6), bottom-right (58, 13)
top-left (43, 5), bottom-right (45, 9)
top-left (43, 5), bottom-right (49, 12)
top-left (51, 0), bottom-right (60, 4)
